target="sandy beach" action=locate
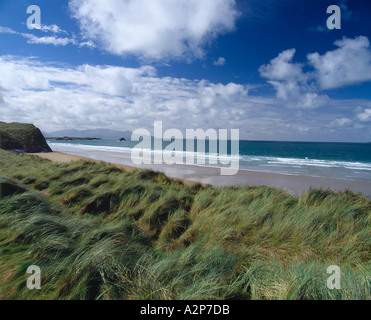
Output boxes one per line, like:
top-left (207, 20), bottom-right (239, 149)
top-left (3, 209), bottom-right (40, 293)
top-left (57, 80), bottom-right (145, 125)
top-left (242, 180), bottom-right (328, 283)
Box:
top-left (32, 151), bottom-right (371, 197)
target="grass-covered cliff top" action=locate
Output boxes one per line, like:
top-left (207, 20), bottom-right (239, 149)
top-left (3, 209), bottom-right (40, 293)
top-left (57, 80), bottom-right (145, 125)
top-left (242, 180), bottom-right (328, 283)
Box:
top-left (0, 149), bottom-right (370, 300)
top-left (0, 122), bottom-right (51, 153)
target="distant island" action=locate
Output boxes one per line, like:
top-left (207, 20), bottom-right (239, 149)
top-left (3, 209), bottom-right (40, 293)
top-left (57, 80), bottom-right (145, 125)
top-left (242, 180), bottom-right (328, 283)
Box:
top-left (47, 136), bottom-right (102, 141)
top-left (44, 128), bottom-right (132, 140)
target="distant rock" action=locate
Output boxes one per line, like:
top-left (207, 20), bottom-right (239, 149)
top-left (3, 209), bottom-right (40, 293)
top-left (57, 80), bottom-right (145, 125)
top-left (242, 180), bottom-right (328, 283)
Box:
top-left (44, 128), bottom-right (132, 139)
top-left (0, 122), bottom-right (52, 153)
top-left (48, 136), bottom-right (101, 141)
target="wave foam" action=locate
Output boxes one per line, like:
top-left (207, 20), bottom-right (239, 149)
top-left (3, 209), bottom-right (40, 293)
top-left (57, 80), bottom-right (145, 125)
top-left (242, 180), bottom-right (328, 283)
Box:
top-left (49, 142), bottom-right (371, 172)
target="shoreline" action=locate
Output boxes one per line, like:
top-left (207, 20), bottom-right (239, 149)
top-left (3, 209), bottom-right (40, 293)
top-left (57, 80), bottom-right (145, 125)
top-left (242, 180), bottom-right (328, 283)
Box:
top-left (31, 151), bottom-right (371, 197)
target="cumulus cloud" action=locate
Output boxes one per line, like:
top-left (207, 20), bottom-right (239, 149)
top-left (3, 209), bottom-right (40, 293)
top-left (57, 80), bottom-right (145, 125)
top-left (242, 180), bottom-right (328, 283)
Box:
top-left (0, 52), bottom-right (368, 141)
top-left (357, 109), bottom-right (371, 122)
top-left (260, 36), bottom-right (371, 109)
top-left (259, 49), bottom-right (329, 109)
top-left (308, 36), bottom-right (371, 90)
top-left (0, 85), bottom-right (6, 105)
top-left (69, 0), bottom-right (239, 60)
top-left (330, 118), bottom-right (353, 127)
top-left (213, 57), bottom-right (226, 66)
top-left (259, 49), bottom-right (306, 82)
top-left (0, 56), bottom-right (250, 132)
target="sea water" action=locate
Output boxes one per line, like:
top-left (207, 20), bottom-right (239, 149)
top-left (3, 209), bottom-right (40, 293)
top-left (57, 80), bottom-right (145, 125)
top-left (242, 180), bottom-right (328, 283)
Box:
top-left (48, 139), bottom-right (371, 182)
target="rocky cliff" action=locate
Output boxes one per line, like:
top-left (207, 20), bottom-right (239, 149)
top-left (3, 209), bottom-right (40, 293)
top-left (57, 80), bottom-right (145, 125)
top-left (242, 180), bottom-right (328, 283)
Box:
top-left (0, 122), bottom-right (52, 153)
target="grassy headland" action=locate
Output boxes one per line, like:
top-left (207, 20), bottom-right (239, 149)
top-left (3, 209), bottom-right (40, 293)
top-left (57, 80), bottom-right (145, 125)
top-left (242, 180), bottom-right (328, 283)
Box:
top-left (0, 149), bottom-right (369, 300)
top-left (0, 122), bottom-right (52, 153)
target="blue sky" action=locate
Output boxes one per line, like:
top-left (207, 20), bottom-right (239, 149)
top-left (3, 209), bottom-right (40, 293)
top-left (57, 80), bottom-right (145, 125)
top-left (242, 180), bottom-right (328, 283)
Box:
top-left (0, 0), bottom-right (370, 142)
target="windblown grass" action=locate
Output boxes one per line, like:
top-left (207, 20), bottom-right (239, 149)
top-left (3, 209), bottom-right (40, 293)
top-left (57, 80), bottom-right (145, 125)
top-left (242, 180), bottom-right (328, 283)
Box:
top-left (0, 149), bottom-right (369, 300)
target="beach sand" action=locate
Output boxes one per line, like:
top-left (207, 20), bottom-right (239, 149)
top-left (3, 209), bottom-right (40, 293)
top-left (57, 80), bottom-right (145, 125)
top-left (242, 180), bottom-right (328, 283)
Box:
top-left (32, 152), bottom-right (371, 197)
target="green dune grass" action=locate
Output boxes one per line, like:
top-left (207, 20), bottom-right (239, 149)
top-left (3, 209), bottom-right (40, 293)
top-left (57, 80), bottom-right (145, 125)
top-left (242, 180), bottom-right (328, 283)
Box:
top-left (0, 149), bottom-right (369, 300)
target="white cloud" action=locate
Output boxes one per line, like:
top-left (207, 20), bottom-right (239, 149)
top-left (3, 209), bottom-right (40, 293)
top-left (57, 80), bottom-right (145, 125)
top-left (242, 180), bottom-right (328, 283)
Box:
top-left (214, 57), bottom-right (226, 66)
top-left (330, 118), bottom-right (353, 127)
top-left (38, 24), bottom-right (67, 34)
top-left (69, 0), bottom-right (239, 60)
top-left (0, 85), bottom-right (6, 105)
top-left (308, 36), bottom-right (371, 90)
top-left (0, 55), bottom-right (368, 142)
top-left (0, 25), bottom-right (67, 37)
top-left (79, 40), bottom-right (96, 48)
top-left (357, 109), bottom-right (371, 122)
top-left (259, 49), bottom-right (328, 109)
top-left (0, 26), bottom-right (17, 34)
top-left (23, 34), bottom-right (76, 46)
top-left (0, 56), bottom-right (249, 132)
top-left (0, 25), bottom-right (93, 48)
top-left (259, 49), bottom-right (306, 82)
top-left (260, 36), bottom-right (371, 109)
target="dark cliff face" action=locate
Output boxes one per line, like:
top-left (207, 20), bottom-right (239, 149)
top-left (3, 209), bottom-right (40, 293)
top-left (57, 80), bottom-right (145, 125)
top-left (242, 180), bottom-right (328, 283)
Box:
top-left (0, 122), bottom-right (52, 153)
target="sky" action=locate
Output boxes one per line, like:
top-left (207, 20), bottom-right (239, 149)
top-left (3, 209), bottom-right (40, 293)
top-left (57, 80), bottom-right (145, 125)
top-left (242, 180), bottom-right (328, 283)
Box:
top-left (0, 0), bottom-right (370, 142)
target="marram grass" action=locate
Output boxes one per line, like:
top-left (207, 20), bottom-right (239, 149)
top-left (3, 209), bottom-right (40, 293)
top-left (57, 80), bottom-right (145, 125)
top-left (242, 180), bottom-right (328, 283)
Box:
top-left (0, 149), bottom-right (369, 300)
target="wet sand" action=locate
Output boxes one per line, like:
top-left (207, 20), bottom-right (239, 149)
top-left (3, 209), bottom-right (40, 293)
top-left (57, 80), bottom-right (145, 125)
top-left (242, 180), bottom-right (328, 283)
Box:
top-left (32, 152), bottom-right (371, 197)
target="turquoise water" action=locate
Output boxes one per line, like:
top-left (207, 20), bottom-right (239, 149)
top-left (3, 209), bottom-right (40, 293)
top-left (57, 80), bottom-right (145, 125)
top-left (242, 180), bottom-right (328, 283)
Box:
top-left (48, 139), bottom-right (371, 182)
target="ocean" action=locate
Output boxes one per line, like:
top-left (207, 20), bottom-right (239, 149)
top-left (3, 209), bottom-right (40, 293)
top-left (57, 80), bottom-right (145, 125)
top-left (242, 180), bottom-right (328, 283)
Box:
top-left (47, 139), bottom-right (371, 182)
